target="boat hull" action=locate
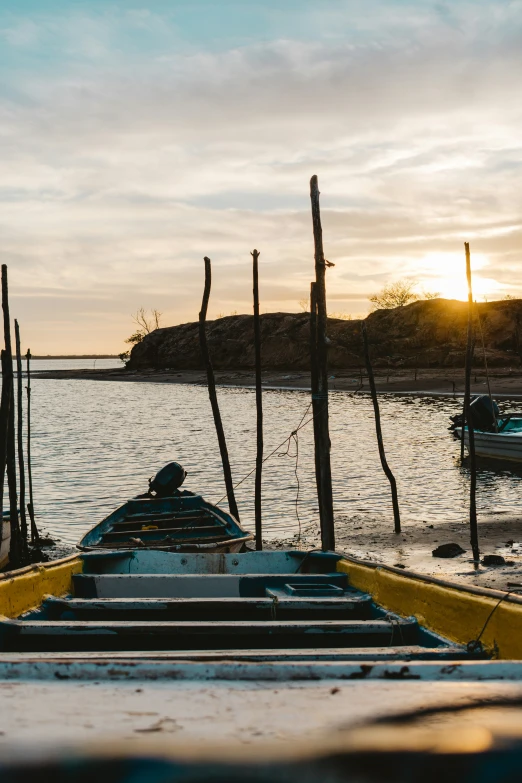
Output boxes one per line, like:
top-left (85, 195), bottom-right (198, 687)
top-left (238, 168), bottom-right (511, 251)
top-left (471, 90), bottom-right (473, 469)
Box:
top-left (456, 426), bottom-right (522, 461)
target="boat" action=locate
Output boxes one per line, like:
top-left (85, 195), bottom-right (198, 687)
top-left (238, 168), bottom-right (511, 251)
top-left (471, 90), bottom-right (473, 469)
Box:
top-left (451, 393), bottom-right (522, 461)
top-left (1, 546), bottom-right (522, 778)
top-left (78, 462), bottom-right (254, 553)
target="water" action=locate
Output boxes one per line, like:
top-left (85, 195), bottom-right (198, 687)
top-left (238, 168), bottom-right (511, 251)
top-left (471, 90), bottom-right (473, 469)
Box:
top-left (29, 358), bottom-right (122, 372)
top-left (13, 362), bottom-right (522, 548)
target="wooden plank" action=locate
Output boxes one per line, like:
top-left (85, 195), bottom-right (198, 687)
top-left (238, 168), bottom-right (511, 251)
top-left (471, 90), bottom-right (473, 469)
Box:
top-left (72, 573), bottom-right (349, 599)
top-left (5, 618), bottom-right (416, 636)
top-left (42, 595), bottom-right (373, 621)
top-left (111, 516), bottom-right (215, 531)
top-left (101, 525), bottom-right (224, 539)
top-left (5, 656), bottom-right (511, 684)
top-left (0, 647), bottom-right (471, 663)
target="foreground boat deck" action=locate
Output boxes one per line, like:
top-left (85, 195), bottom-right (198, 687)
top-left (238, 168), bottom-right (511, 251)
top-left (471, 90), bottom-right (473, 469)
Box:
top-left (2, 662), bottom-right (522, 750)
top-left (2, 549), bottom-right (522, 780)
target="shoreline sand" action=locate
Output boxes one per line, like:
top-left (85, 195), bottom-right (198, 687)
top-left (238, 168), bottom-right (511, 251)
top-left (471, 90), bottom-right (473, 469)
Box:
top-left (33, 366), bottom-right (522, 398)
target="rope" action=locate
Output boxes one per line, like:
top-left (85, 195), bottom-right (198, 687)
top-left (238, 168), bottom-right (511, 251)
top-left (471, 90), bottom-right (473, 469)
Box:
top-left (276, 425), bottom-right (303, 542)
top-left (385, 612), bottom-right (405, 646)
top-left (213, 402), bottom-right (315, 511)
top-left (467, 588), bottom-right (521, 654)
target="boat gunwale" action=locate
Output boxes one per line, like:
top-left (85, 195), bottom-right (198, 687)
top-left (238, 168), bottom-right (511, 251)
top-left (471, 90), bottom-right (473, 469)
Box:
top-left (337, 552), bottom-right (522, 607)
top-left (0, 553), bottom-right (80, 582)
top-left (2, 549), bottom-right (521, 608)
top-left (77, 533), bottom-right (254, 552)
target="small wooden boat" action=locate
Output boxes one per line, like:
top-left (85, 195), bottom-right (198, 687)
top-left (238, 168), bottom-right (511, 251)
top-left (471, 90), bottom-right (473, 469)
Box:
top-left (78, 463), bottom-right (253, 553)
top-left (78, 493), bottom-right (253, 553)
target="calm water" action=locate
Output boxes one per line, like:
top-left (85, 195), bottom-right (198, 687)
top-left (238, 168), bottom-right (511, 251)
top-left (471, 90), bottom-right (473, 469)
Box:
top-left (12, 361), bottom-right (522, 548)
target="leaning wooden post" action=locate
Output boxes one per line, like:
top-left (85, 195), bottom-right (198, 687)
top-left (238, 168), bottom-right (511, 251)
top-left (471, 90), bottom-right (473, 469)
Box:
top-left (252, 249), bottom-right (263, 550)
top-left (464, 242), bottom-right (479, 563)
top-left (25, 349), bottom-right (39, 543)
top-left (310, 175), bottom-right (335, 551)
top-left (199, 257), bottom-right (241, 522)
top-left (1, 265), bottom-right (23, 566)
top-left (14, 320), bottom-right (28, 545)
top-left (361, 322), bottom-right (401, 533)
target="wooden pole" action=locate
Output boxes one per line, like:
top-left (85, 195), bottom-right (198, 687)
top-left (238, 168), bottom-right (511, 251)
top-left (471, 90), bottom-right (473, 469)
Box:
top-left (0, 349), bottom-right (11, 534)
top-left (14, 320), bottom-right (28, 545)
top-left (464, 242), bottom-right (479, 563)
top-left (1, 265), bottom-right (23, 566)
top-left (310, 175), bottom-right (335, 551)
top-left (310, 282), bottom-right (323, 511)
top-left (26, 349), bottom-right (38, 543)
top-left (362, 322), bottom-right (401, 534)
top-left (252, 249), bottom-right (263, 550)
top-left (199, 256), bottom-right (240, 522)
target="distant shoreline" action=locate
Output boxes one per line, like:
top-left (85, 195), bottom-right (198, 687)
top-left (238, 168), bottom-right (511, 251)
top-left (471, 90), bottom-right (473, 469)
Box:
top-left (31, 366), bottom-right (522, 398)
top-left (30, 355), bottom-right (119, 360)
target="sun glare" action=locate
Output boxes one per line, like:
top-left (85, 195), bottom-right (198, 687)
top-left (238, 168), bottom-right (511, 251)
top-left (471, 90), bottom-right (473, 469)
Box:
top-left (416, 251), bottom-right (501, 301)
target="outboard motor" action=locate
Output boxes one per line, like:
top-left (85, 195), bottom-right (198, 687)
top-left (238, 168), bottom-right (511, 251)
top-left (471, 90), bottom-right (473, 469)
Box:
top-left (469, 395), bottom-right (499, 432)
top-left (148, 462), bottom-right (187, 497)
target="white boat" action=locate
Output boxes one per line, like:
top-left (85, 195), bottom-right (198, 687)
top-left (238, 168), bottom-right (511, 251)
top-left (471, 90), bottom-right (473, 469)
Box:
top-left (456, 417), bottom-right (522, 462)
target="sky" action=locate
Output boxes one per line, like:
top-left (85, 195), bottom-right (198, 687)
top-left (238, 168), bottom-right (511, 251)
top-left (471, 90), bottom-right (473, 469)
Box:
top-left (1, 1), bottom-right (522, 354)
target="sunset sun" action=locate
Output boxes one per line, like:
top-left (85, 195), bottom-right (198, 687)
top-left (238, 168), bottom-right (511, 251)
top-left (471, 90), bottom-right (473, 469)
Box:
top-left (416, 251), bottom-right (502, 302)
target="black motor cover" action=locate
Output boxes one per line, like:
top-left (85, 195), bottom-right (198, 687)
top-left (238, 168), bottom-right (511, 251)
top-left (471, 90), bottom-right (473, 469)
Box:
top-left (149, 462), bottom-right (187, 497)
top-left (469, 395), bottom-right (499, 431)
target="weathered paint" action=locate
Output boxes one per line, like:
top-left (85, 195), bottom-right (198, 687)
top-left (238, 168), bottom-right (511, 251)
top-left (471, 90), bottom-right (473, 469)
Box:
top-left (81, 549), bottom-right (313, 575)
top-left (0, 556), bottom-right (82, 619)
top-left (0, 657), bottom-right (514, 681)
top-left (337, 556), bottom-right (522, 659)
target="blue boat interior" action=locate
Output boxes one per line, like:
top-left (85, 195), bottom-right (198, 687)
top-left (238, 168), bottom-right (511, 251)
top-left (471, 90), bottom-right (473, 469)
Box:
top-left (0, 550), bottom-right (475, 657)
top-left (78, 493), bottom-right (252, 549)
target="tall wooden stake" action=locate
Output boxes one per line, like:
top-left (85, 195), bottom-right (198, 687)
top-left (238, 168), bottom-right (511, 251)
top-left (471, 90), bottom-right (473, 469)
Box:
top-left (0, 350), bottom-right (11, 536)
top-left (464, 242), bottom-right (479, 563)
top-left (252, 249), bottom-right (263, 550)
top-left (1, 264), bottom-right (22, 566)
top-left (199, 257), bottom-right (240, 522)
top-left (310, 283), bottom-right (323, 511)
top-left (362, 322), bottom-right (401, 534)
top-left (14, 320), bottom-right (28, 544)
top-left (310, 175), bottom-right (335, 551)
top-left (26, 349), bottom-right (38, 543)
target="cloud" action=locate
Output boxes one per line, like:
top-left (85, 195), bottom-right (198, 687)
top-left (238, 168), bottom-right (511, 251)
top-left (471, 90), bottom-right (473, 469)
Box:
top-left (0, 2), bottom-right (521, 351)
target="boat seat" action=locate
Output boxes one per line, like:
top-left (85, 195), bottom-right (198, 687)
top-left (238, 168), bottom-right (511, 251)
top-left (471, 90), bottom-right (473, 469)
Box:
top-left (110, 516), bottom-right (216, 532)
top-left (101, 525), bottom-right (225, 540)
top-left (72, 573), bottom-right (350, 599)
top-left (42, 595), bottom-right (374, 622)
top-left (0, 616), bottom-right (419, 652)
top-left (123, 511), bottom-right (213, 523)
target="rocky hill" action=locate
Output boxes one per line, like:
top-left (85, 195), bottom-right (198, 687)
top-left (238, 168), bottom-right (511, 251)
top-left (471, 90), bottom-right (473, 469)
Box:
top-left (127, 298), bottom-right (522, 371)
